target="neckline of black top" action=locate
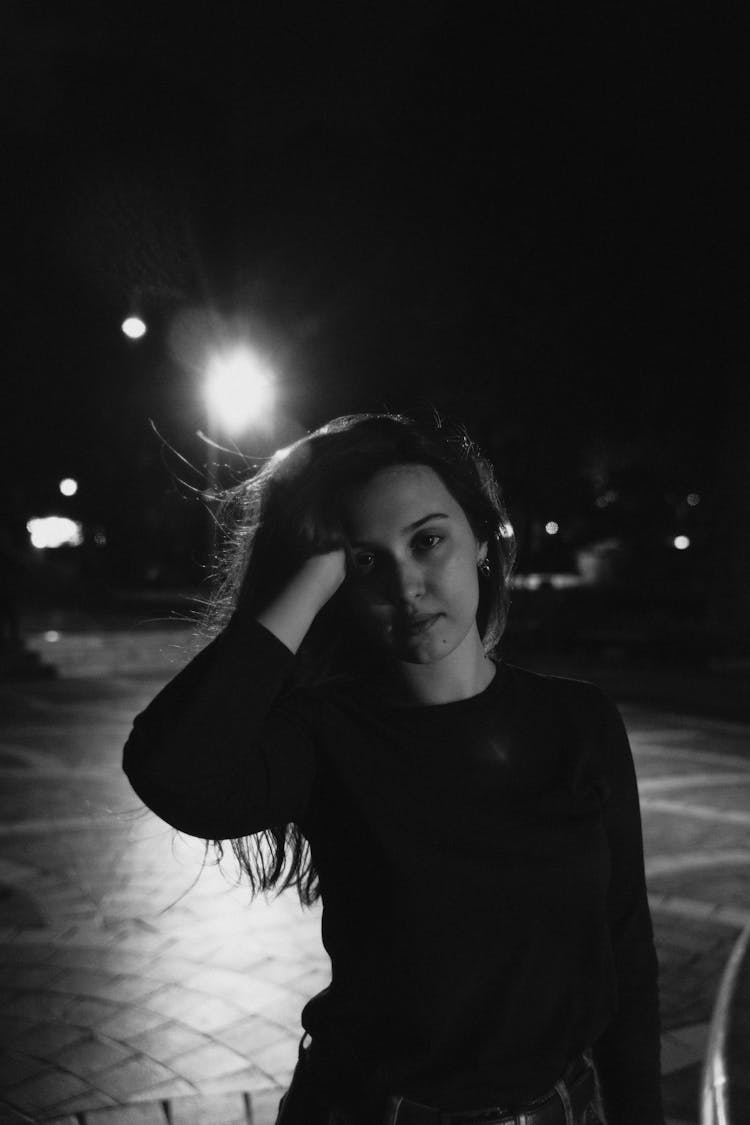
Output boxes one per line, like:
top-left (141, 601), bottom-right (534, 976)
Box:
top-left (354, 657), bottom-right (510, 714)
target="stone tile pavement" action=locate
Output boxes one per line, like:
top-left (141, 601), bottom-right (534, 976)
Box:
top-left (1, 628), bottom-right (749, 1123)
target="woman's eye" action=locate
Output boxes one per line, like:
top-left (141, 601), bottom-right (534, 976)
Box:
top-left (352, 552), bottom-right (376, 572)
top-left (415, 534), bottom-right (443, 552)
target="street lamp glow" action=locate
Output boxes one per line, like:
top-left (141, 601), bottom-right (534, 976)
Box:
top-left (27, 516), bottom-right (83, 549)
top-left (122, 316), bottom-right (147, 339)
top-left (545, 521), bottom-right (559, 536)
top-left (204, 347), bottom-right (275, 434)
top-left (59, 477), bottom-right (78, 496)
top-left (674, 535), bottom-right (690, 551)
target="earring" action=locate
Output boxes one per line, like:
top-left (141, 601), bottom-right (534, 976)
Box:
top-left (478, 557), bottom-right (491, 578)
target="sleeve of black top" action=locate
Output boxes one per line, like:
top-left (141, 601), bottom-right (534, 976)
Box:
top-left (589, 690), bottom-right (665, 1125)
top-left (122, 616), bottom-right (317, 840)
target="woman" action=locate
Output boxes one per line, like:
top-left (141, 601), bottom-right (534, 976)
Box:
top-left (123, 412), bottom-right (664, 1125)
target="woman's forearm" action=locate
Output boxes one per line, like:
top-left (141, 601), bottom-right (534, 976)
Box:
top-left (254, 550), bottom-right (346, 654)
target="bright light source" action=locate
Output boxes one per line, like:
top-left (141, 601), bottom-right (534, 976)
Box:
top-left (122, 316), bottom-right (147, 339)
top-left (44, 631), bottom-right (61, 643)
top-left (205, 347), bottom-right (275, 434)
top-left (545, 521), bottom-right (559, 536)
top-left (674, 535), bottom-right (690, 551)
top-left (686, 492), bottom-right (701, 507)
top-left (27, 516), bottom-right (83, 549)
top-left (59, 477), bottom-right (78, 497)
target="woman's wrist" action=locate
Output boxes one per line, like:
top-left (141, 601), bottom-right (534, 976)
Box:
top-left (254, 550), bottom-right (346, 655)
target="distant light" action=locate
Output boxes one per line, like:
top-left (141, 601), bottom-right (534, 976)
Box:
top-left (59, 478), bottom-right (78, 497)
top-left (94, 529), bottom-right (107, 547)
top-left (205, 347), bottom-right (275, 434)
top-left (27, 516), bottom-right (83, 549)
top-left (44, 631), bottom-right (61, 643)
top-left (595, 489), bottom-right (618, 509)
top-left (545, 521), bottom-right (559, 536)
top-left (686, 492), bottom-right (701, 507)
top-left (512, 572), bottom-right (582, 590)
top-left (122, 316), bottom-right (147, 339)
top-left (674, 535), bottom-right (690, 551)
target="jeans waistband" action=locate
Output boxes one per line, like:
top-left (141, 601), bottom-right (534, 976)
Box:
top-left (380, 1055), bottom-right (597, 1125)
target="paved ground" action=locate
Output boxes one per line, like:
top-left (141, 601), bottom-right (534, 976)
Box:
top-left (0, 625), bottom-right (748, 1124)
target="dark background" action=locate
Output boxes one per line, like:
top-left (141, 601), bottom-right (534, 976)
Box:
top-left (3, 3), bottom-right (750, 656)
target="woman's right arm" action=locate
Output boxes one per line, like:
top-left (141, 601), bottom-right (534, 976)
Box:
top-left (122, 551), bottom-right (346, 840)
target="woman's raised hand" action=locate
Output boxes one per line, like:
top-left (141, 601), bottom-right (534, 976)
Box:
top-left (254, 546), bottom-right (348, 655)
top-left (300, 547), bottom-right (348, 605)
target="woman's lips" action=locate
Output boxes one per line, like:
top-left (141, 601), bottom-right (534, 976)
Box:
top-left (398, 613), bottom-right (441, 635)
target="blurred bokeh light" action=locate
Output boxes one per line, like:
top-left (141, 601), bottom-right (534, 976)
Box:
top-left (121, 316), bottom-right (147, 339)
top-left (27, 516), bottom-right (84, 549)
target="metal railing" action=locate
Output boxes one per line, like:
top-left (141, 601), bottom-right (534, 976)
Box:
top-left (701, 917), bottom-right (750, 1125)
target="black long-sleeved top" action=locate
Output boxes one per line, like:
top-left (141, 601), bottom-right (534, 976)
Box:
top-left (122, 617), bottom-right (664, 1124)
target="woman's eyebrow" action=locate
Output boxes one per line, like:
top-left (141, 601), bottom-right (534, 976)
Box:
top-left (350, 513), bottom-right (449, 548)
top-left (403, 512), bottom-right (449, 533)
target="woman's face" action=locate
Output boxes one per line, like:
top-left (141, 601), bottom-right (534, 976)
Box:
top-left (340, 463), bottom-right (487, 665)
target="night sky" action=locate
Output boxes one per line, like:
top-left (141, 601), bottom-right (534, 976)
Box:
top-left (4, 4), bottom-right (749, 584)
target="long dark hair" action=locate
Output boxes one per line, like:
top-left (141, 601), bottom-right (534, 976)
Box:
top-left (204, 412), bottom-right (517, 904)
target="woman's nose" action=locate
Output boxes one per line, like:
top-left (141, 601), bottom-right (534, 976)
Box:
top-left (386, 557), bottom-right (425, 603)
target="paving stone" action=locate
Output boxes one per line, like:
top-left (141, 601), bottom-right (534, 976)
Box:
top-left (195, 1067), bottom-right (277, 1095)
top-left (99, 950), bottom-right (160, 975)
top-left (0, 1109), bottom-right (36, 1124)
top-left (47, 945), bottom-right (112, 971)
top-left (254, 991), bottom-right (306, 1031)
top-left (0, 964), bottom-right (65, 990)
top-left (39, 1088), bottom-right (117, 1116)
top-left (181, 969), bottom-right (291, 1012)
top-left (3, 1067), bottom-right (89, 1113)
top-left (168, 1042), bottom-right (252, 1083)
top-left (128, 1078), bottom-right (196, 1101)
top-left (93, 976), bottom-right (168, 1004)
top-left (215, 1016), bottom-right (292, 1054)
top-left (284, 967), bottom-right (331, 996)
top-left (134, 956), bottom-right (203, 984)
top-left (0, 1014), bottom-right (36, 1046)
top-left (0, 1047), bottom-right (48, 1086)
top-left (169, 1091), bottom-right (249, 1125)
top-left (91, 1056), bottom-right (179, 1100)
top-left (96, 1008), bottom-right (168, 1041)
top-left (125, 1021), bottom-right (211, 1062)
top-left (49, 968), bottom-right (129, 999)
top-left (2, 990), bottom-right (70, 1021)
top-left (0, 941), bottom-right (57, 964)
top-left (84, 1103), bottom-right (169, 1125)
top-left (142, 987), bottom-right (247, 1033)
top-left (54, 1033), bottom-right (135, 1075)
top-left (64, 996), bottom-right (123, 1027)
